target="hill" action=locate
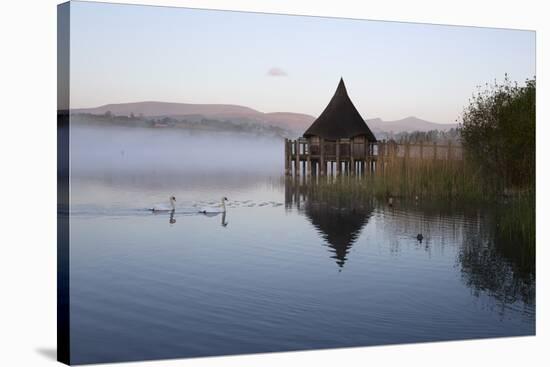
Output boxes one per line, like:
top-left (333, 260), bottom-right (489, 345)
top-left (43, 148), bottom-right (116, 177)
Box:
top-left (73, 102), bottom-right (456, 135)
top-left (367, 116), bottom-right (457, 134)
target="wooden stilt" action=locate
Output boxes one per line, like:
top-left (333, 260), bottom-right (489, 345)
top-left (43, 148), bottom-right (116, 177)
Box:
top-left (284, 138), bottom-right (460, 178)
top-left (336, 140), bottom-right (341, 176)
top-left (294, 139), bottom-right (300, 176)
top-left (319, 138), bottom-right (325, 176)
top-left (284, 138), bottom-right (290, 175)
top-left (350, 139), bottom-right (355, 175)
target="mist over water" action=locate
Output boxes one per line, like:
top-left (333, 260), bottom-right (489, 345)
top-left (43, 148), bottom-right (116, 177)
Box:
top-left (70, 125), bottom-right (284, 176)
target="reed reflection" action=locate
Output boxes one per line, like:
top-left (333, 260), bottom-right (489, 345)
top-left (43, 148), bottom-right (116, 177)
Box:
top-left (381, 200), bottom-right (535, 308)
top-left (458, 203), bottom-right (535, 307)
top-left (286, 177), bottom-right (535, 308)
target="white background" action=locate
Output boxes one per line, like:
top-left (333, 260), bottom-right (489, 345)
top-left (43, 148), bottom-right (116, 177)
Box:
top-left (0, 0), bottom-right (547, 366)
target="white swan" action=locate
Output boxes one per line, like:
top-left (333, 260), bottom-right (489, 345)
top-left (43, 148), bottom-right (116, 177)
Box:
top-left (199, 197), bottom-right (228, 214)
top-left (150, 196), bottom-right (176, 212)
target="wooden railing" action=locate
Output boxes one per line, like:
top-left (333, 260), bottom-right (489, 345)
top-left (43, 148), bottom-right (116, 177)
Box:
top-left (284, 138), bottom-right (462, 176)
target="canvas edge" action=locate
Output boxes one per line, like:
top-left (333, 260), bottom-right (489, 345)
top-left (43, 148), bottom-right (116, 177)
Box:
top-left (57, 1), bottom-right (71, 365)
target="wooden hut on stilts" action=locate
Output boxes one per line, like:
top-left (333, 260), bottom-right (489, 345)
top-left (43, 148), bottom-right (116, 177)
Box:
top-left (285, 78), bottom-right (378, 176)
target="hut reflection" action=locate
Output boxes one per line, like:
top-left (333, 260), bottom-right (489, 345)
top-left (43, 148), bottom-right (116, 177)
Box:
top-left (285, 178), bottom-right (374, 268)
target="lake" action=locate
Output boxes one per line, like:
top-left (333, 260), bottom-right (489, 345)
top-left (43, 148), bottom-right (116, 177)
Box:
top-left (68, 171), bottom-right (535, 364)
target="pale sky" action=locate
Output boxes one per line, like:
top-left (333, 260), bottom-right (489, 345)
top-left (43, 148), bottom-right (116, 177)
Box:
top-left (69, 1), bottom-right (535, 123)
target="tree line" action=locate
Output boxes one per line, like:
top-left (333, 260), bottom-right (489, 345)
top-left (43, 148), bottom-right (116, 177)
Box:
top-left (460, 75), bottom-right (535, 190)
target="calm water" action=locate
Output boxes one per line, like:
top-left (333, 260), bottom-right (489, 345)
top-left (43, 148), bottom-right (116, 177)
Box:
top-left (68, 173), bottom-right (535, 364)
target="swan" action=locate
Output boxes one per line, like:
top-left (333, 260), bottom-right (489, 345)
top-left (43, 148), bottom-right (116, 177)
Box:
top-left (150, 196), bottom-right (176, 212)
top-left (199, 197), bottom-right (228, 214)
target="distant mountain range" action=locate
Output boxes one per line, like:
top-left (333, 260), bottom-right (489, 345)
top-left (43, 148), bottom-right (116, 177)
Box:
top-left (73, 101), bottom-right (457, 135)
top-left (366, 117), bottom-right (457, 134)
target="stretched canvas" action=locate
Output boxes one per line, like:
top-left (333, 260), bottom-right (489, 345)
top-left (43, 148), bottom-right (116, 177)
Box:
top-left (58, 1), bottom-right (536, 365)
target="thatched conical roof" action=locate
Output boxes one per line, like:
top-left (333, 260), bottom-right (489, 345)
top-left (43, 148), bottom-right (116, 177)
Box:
top-left (303, 78), bottom-right (376, 142)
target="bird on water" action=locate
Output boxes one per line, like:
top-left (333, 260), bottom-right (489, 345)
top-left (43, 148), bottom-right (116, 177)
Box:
top-left (199, 197), bottom-right (229, 214)
top-left (150, 196), bottom-right (176, 212)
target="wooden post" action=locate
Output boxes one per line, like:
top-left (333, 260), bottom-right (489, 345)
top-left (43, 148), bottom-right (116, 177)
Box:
top-left (350, 139), bottom-right (355, 175)
top-left (289, 140), bottom-right (294, 175)
top-left (336, 139), bottom-right (341, 176)
top-left (295, 140), bottom-right (300, 176)
top-left (306, 140), bottom-right (311, 176)
top-left (366, 143), bottom-right (370, 175)
top-left (377, 142), bottom-right (383, 175)
top-left (376, 143), bottom-right (380, 174)
top-left (319, 138), bottom-right (325, 176)
top-left (391, 141), bottom-right (397, 169)
top-left (289, 139), bottom-right (293, 175)
top-left (284, 138), bottom-right (289, 175)
top-left (366, 140), bottom-right (370, 176)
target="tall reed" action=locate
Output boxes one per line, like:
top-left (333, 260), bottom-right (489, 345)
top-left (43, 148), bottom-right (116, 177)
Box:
top-left (304, 158), bottom-right (506, 202)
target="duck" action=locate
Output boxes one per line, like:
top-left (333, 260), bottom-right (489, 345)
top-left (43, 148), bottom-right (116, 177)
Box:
top-left (199, 197), bottom-right (228, 214)
top-left (150, 196), bottom-right (176, 212)
top-left (416, 233), bottom-right (424, 242)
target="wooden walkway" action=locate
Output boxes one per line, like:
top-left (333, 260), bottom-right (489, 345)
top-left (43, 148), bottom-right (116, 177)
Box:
top-left (284, 138), bottom-right (463, 176)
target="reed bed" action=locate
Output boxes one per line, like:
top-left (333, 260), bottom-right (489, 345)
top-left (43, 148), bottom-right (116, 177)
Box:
top-left (370, 158), bottom-right (489, 201)
top-left (299, 160), bottom-right (485, 203)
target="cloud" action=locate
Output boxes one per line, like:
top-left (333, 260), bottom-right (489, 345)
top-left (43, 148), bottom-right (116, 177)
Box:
top-left (267, 67), bottom-right (288, 77)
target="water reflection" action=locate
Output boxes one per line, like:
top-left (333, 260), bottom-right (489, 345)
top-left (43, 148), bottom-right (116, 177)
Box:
top-left (383, 200), bottom-right (534, 309)
top-left (459, 206), bottom-right (535, 307)
top-left (154, 207), bottom-right (229, 227)
top-left (68, 174), bottom-right (534, 363)
top-left (285, 178), bottom-right (374, 268)
top-left (286, 178), bottom-right (535, 309)
top-left (221, 212), bottom-right (228, 227)
top-left (169, 210), bottom-right (176, 225)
